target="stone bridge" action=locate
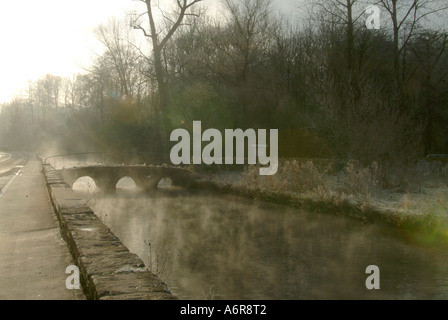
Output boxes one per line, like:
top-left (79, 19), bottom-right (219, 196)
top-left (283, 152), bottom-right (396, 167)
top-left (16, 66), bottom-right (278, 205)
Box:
top-left (60, 165), bottom-right (200, 192)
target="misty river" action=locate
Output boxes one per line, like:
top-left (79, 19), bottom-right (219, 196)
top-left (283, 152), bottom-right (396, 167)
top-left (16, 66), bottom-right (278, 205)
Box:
top-left (74, 178), bottom-right (448, 300)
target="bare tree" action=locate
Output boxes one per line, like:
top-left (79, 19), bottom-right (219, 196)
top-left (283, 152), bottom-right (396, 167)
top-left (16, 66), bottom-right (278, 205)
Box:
top-left (96, 18), bottom-right (142, 98)
top-left (26, 74), bottom-right (63, 127)
top-left (132, 0), bottom-right (204, 114)
top-left (222, 0), bottom-right (272, 83)
top-left (63, 74), bottom-right (81, 110)
top-left (309, 0), bottom-right (366, 70)
top-left (407, 31), bottom-right (448, 153)
top-left (0, 99), bottom-right (33, 149)
top-left (378, 0), bottom-right (448, 86)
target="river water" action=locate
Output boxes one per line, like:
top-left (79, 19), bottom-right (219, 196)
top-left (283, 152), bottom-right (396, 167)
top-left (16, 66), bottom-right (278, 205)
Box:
top-left (74, 179), bottom-right (448, 300)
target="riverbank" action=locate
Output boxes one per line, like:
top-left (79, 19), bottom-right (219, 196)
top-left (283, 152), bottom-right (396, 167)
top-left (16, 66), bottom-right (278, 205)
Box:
top-left (42, 164), bottom-right (177, 300)
top-left (198, 159), bottom-right (448, 246)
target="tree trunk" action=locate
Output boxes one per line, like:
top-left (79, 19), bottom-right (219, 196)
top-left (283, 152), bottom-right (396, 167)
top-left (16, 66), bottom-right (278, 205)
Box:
top-left (346, 0), bottom-right (354, 71)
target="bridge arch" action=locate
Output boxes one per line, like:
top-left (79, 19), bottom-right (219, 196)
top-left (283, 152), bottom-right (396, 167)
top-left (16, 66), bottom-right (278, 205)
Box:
top-left (157, 177), bottom-right (173, 189)
top-left (72, 176), bottom-right (98, 192)
top-left (60, 166), bottom-right (199, 193)
top-left (116, 176), bottom-right (137, 190)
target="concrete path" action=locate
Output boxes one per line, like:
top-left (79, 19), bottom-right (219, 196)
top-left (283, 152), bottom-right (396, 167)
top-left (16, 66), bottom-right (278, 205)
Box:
top-left (0, 154), bottom-right (84, 300)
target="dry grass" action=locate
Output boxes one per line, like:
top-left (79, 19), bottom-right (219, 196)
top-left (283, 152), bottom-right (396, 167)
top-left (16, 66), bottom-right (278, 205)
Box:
top-left (232, 158), bottom-right (448, 219)
top-left (238, 160), bottom-right (326, 194)
top-left (395, 188), bottom-right (448, 216)
top-left (342, 161), bottom-right (380, 196)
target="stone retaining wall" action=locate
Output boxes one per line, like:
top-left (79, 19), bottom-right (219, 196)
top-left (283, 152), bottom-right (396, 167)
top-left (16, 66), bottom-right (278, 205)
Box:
top-left (42, 164), bottom-right (176, 300)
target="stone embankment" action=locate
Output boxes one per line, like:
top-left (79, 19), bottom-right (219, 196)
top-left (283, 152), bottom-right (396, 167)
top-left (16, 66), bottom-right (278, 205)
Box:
top-left (42, 164), bottom-right (176, 300)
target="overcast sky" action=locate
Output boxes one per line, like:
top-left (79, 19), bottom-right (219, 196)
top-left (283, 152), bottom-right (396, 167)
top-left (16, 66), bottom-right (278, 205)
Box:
top-left (0, 0), bottom-right (302, 103)
top-left (0, 0), bottom-right (136, 103)
top-left (0, 0), bottom-right (445, 103)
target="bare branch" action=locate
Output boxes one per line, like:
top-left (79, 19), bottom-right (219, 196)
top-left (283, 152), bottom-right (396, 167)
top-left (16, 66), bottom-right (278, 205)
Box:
top-left (133, 24), bottom-right (153, 38)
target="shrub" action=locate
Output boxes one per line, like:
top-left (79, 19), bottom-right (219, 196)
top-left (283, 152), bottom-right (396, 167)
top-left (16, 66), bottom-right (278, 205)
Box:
top-left (239, 160), bottom-right (326, 194)
top-left (343, 161), bottom-right (380, 196)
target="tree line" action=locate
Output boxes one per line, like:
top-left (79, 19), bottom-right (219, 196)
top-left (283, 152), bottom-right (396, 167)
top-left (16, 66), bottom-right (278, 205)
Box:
top-left (1, 0), bottom-right (447, 166)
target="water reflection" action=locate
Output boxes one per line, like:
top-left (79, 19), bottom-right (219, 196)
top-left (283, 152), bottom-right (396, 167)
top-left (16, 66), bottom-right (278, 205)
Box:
top-left (76, 183), bottom-right (448, 300)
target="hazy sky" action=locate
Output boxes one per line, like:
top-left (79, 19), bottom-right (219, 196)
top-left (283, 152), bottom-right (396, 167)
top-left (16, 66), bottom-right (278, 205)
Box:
top-left (0, 0), bottom-right (445, 103)
top-left (0, 0), bottom-right (136, 103)
top-left (0, 0), bottom-right (301, 103)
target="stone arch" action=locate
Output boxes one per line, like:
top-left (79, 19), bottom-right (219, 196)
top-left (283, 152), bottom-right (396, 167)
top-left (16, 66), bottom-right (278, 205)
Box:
top-left (157, 177), bottom-right (173, 189)
top-left (72, 176), bottom-right (98, 192)
top-left (116, 176), bottom-right (137, 190)
top-left (60, 166), bottom-right (199, 193)
top-left (128, 172), bottom-right (163, 191)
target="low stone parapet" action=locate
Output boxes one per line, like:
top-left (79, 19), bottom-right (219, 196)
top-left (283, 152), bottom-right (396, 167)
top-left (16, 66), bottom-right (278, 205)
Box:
top-left (42, 164), bottom-right (176, 300)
